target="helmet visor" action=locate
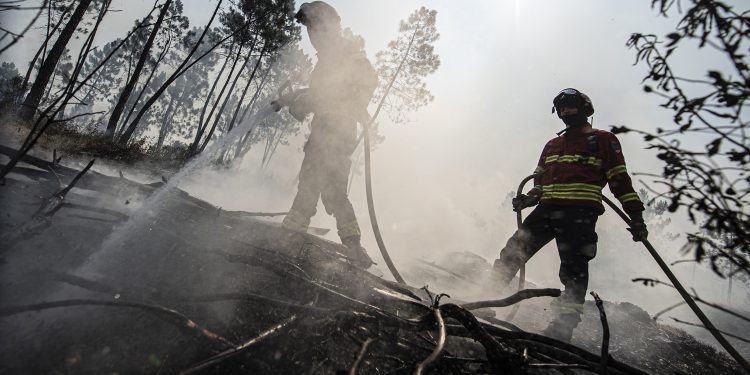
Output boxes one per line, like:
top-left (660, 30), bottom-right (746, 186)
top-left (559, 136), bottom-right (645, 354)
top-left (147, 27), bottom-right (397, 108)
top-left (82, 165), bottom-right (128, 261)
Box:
top-left (553, 88), bottom-right (583, 109)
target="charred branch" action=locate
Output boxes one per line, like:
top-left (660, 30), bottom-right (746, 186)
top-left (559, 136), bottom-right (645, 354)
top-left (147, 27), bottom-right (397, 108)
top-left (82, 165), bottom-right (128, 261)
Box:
top-left (440, 303), bottom-right (523, 372)
top-left (461, 288), bottom-right (562, 310)
top-left (178, 315), bottom-right (298, 375)
top-left (0, 299), bottom-right (236, 348)
top-left (349, 337), bottom-right (374, 375)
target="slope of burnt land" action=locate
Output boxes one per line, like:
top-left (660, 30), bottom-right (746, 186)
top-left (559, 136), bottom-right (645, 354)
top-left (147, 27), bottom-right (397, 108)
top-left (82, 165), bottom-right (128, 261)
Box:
top-left (0, 145), bottom-right (743, 374)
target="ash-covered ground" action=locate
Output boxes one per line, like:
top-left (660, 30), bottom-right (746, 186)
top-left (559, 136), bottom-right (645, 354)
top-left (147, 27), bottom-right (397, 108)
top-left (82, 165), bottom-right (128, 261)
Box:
top-left (0, 146), bottom-right (745, 374)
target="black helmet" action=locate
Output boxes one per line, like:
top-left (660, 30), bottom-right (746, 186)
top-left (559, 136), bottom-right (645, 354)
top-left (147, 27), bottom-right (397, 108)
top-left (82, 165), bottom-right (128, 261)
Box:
top-left (295, 1), bottom-right (340, 29)
top-left (552, 88), bottom-right (594, 118)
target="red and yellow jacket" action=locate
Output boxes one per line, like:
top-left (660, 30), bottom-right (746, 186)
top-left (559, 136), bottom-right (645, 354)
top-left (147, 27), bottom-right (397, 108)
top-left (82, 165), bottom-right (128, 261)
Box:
top-left (527, 127), bottom-right (645, 214)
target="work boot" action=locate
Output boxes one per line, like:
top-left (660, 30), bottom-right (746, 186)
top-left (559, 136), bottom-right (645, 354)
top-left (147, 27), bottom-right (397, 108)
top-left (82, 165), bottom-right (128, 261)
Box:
top-left (541, 314), bottom-right (580, 343)
top-left (341, 236), bottom-right (375, 269)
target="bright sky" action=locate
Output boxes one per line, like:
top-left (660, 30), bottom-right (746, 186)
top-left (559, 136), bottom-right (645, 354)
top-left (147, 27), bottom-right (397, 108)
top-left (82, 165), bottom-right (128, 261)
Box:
top-left (2, 1), bottom-right (747, 323)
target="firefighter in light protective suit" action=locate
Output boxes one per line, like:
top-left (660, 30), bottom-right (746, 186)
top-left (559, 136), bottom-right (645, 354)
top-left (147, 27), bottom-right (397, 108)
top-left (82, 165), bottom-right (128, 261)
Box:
top-left (272, 1), bottom-right (378, 267)
top-left (492, 88), bottom-right (649, 342)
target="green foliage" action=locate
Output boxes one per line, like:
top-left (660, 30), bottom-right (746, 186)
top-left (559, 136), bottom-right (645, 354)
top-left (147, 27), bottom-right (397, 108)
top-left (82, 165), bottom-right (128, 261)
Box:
top-left (374, 6), bottom-right (440, 124)
top-left (621, 0), bottom-right (750, 278)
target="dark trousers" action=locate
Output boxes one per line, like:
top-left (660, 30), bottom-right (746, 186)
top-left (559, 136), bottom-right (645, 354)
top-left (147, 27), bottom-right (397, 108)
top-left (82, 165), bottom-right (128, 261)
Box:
top-left (495, 205), bottom-right (599, 321)
top-left (282, 114), bottom-right (360, 241)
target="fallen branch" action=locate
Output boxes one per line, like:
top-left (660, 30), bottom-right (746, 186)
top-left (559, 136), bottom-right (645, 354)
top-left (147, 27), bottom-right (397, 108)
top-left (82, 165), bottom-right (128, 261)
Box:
top-left (178, 315), bottom-right (298, 375)
top-left (217, 249), bottom-right (412, 325)
top-left (0, 299), bottom-right (235, 348)
top-left (590, 291), bottom-right (610, 375)
top-left (452, 324), bottom-right (650, 375)
top-left (183, 293), bottom-right (330, 313)
top-left (670, 317), bottom-right (750, 344)
top-left (33, 158), bottom-right (94, 218)
top-left (460, 288), bottom-right (561, 310)
top-left (349, 337), bottom-right (374, 375)
top-left (441, 303), bottom-right (522, 371)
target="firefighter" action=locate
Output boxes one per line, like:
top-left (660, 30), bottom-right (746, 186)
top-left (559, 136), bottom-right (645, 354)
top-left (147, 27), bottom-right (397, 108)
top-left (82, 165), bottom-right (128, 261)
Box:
top-left (272, 1), bottom-right (378, 267)
top-left (492, 88), bottom-right (649, 342)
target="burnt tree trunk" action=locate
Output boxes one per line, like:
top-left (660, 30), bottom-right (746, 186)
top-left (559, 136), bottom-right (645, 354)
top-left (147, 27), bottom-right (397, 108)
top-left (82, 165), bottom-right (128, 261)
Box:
top-left (187, 41), bottom-right (235, 156)
top-left (20, 0), bottom-right (93, 120)
top-left (198, 37), bottom-right (259, 153)
top-left (117, 0), bottom-right (225, 146)
top-left (226, 43), bottom-right (267, 133)
top-left (118, 36), bottom-right (172, 136)
top-left (105, 0), bottom-right (172, 142)
top-left (190, 40), bottom-right (246, 153)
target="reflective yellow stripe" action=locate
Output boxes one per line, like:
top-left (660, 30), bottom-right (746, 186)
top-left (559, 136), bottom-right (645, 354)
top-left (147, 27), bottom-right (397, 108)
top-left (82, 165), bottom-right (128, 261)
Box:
top-left (618, 192), bottom-right (641, 203)
top-left (545, 154), bottom-right (602, 167)
top-left (541, 192), bottom-right (603, 203)
top-left (541, 183), bottom-right (604, 202)
top-left (543, 183), bottom-right (603, 193)
top-left (606, 165), bottom-right (628, 179)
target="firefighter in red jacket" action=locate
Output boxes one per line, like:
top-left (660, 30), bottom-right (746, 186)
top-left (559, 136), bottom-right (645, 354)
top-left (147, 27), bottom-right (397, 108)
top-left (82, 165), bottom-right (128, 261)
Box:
top-left (492, 88), bottom-right (649, 342)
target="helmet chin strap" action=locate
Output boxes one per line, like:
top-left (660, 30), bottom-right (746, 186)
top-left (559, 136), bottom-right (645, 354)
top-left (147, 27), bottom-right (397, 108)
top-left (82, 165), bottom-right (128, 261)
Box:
top-left (556, 115), bottom-right (590, 136)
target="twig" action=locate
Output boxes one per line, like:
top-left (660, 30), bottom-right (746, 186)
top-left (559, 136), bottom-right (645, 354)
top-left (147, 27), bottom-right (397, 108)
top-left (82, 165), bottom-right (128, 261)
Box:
top-left (0, 299), bottom-right (235, 348)
top-left (451, 324), bottom-right (650, 375)
top-left (690, 292), bottom-right (750, 325)
top-left (440, 304), bottom-right (521, 370)
top-left (32, 159), bottom-right (94, 218)
top-left (182, 293), bottom-right (330, 313)
top-left (349, 337), bottom-right (374, 375)
top-left (461, 288), bottom-right (561, 310)
top-left (653, 300), bottom-right (686, 321)
top-left (0, 0), bottom-right (47, 56)
top-left (414, 307), bottom-right (446, 375)
top-left (56, 159), bottom-right (94, 198)
top-left (637, 279), bottom-right (750, 324)
top-left (670, 317), bottom-right (750, 344)
top-left (178, 315), bottom-right (298, 375)
top-left (590, 291), bottom-right (610, 375)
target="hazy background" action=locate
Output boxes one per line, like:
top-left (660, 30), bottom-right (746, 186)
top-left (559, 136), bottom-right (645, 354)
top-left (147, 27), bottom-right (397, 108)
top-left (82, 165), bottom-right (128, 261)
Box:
top-left (2, 0), bottom-right (748, 348)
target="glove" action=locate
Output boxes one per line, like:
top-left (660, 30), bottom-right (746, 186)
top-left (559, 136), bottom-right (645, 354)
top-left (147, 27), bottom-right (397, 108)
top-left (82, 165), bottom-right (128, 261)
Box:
top-left (628, 211), bottom-right (648, 242)
top-left (512, 194), bottom-right (540, 212)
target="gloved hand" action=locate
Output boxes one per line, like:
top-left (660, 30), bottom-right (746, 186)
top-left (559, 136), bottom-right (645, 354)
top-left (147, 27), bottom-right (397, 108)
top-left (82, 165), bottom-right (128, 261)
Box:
top-left (512, 194), bottom-right (540, 212)
top-left (628, 211), bottom-right (648, 242)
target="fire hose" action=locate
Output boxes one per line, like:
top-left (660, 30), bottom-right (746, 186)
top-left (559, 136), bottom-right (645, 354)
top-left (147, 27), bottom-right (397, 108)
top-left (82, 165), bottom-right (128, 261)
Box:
top-left (362, 121), bottom-right (406, 284)
top-left (510, 173), bottom-right (749, 372)
top-left (504, 173), bottom-right (541, 321)
top-left (601, 195), bottom-right (750, 373)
